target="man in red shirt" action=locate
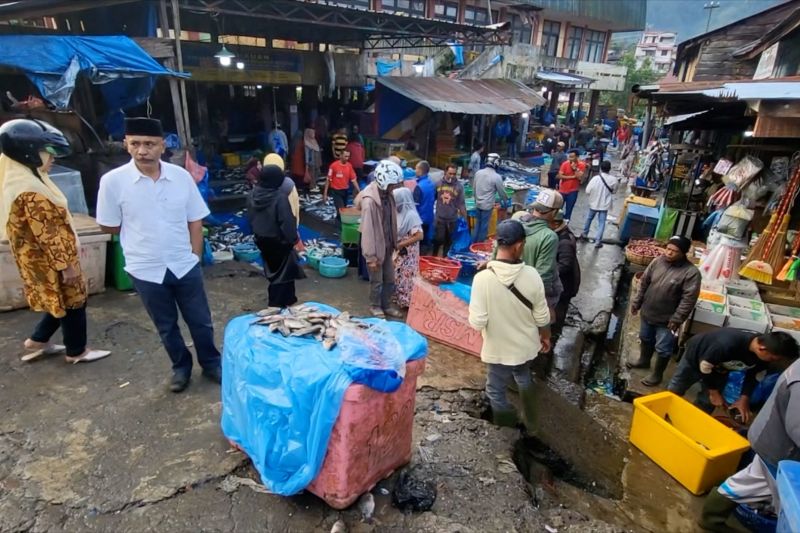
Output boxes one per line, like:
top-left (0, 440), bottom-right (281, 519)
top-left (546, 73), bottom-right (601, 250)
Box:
top-left (324, 149), bottom-right (360, 219)
top-left (557, 149), bottom-right (586, 222)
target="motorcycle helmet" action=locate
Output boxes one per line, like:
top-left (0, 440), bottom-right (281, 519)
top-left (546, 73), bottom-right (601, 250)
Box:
top-left (373, 159), bottom-right (404, 190)
top-left (0, 119), bottom-right (70, 168)
top-left (485, 152), bottom-right (501, 169)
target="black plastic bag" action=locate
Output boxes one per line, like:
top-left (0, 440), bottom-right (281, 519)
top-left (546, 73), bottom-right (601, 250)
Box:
top-left (391, 468), bottom-right (437, 512)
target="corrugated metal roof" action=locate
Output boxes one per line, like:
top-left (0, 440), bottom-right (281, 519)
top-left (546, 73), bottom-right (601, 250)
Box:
top-left (535, 70), bottom-right (594, 86)
top-left (377, 77), bottom-right (545, 115)
top-left (653, 77), bottom-right (800, 101)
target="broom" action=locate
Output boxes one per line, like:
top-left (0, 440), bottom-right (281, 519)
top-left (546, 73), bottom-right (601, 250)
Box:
top-left (740, 215), bottom-right (787, 284)
top-left (777, 235), bottom-right (800, 282)
top-left (740, 214), bottom-right (776, 269)
top-left (766, 215), bottom-right (791, 283)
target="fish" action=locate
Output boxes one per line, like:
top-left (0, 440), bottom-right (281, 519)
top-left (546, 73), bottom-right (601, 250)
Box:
top-left (268, 322), bottom-right (280, 333)
top-left (254, 315), bottom-right (285, 325)
top-left (278, 324), bottom-right (291, 337)
top-left (330, 519), bottom-right (347, 533)
top-left (290, 325), bottom-right (323, 337)
top-left (284, 318), bottom-right (311, 330)
top-left (323, 339), bottom-right (337, 351)
top-left (257, 307), bottom-right (282, 317)
top-left (324, 327), bottom-right (337, 339)
top-left (358, 492), bottom-right (375, 523)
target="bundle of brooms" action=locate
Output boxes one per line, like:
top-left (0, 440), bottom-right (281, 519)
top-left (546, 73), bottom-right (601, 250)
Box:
top-left (740, 164), bottom-right (800, 284)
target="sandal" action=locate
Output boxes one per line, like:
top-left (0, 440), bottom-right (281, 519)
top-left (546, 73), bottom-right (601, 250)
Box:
top-left (21, 342), bottom-right (66, 362)
top-left (65, 349), bottom-right (112, 364)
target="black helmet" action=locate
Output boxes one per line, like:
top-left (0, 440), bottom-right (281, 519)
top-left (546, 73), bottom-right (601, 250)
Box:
top-left (0, 119), bottom-right (70, 168)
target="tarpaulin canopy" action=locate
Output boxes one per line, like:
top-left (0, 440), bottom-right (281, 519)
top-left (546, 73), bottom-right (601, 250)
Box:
top-left (0, 35), bottom-right (187, 109)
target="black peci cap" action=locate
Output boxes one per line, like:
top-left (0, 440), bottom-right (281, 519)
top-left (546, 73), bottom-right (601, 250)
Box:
top-left (124, 117), bottom-right (163, 137)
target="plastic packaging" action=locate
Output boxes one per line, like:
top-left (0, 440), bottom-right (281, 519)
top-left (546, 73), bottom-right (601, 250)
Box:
top-left (722, 156), bottom-right (764, 190)
top-left (392, 467), bottom-right (438, 512)
top-left (450, 217), bottom-right (471, 254)
top-left (716, 204), bottom-right (753, 239)
top-left (221, 302), bottom-right (427, 496)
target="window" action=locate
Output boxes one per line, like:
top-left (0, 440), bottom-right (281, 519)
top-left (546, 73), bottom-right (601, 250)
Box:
top-left (660, 49), bottom-right (669, 56)
top-left (434, 1), bottom-right (458, 21)
top-left (542, 20), bottom-right (560, 56)
top-left (583, 29), bottom-right (605, 62)
top-left (331, 0), bottom-right (370, 8)
top-left (645, 49), bottom-right (655, 57)
top-left (508, 14), bottom-right (532, 45)
top-left (464, 6), bottom-right (488, 24)
top-left (381, 0), bottom-right (425, 16)
top-left (566, 26), bottom-right (583, 60)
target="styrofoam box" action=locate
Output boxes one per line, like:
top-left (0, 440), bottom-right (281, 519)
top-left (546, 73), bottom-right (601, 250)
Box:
top-left (724, 279), bottom-right (759, 298)
top-left (727, 295), bottom-right (766, 313)
top-left (0, 233), bottom-right (110, 312)
top-left (727, 306), bottom-right (770, 333)
top-left (701, 279), bottom-right (725, 293)
top-left (772, 326), bottom-right (800, 344)
top-left (694, 299), bottom-right (727, 327)
top-left (767, 303), bottom-right (800, 319)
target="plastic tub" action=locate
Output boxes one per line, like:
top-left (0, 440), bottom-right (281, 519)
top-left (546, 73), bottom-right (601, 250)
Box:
top-left (341, 222), bottom-right (360, 245)
top-left (778, 460), bottom-right (800, 533)
top-left (319, 256), bottom-right (348, 278)
top-left (213, 250), bottom-right (234, 263)
top-left (470, 240), bottom-right (495, 258)
top-left (307, 249), bottom-right (324, 270)
top-left (448, 251), bottom-right (482, 280)
top-left (339, 207), bottom-right (361, 225)
top-left (232, 243), bottom-right (260, 263)
top-left (419, 256), bottom-right (461, 284)
top-left (342, 243), bottom-right (360, 267)
top-left (629, 392), bottom-right (750, 495)
top-left (307, 358), bottom-right (426, 509)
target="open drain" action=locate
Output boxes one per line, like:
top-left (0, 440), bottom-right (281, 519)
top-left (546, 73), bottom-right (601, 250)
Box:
top-left (512, 436), bottom-right (620, 499)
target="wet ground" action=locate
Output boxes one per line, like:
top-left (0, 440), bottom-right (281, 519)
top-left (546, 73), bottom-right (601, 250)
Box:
top-left (0, 152), bottom-right (707, 532)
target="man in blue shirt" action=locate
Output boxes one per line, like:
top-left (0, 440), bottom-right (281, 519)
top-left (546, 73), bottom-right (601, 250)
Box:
top-left (413, 160), bottom-right (435, 252)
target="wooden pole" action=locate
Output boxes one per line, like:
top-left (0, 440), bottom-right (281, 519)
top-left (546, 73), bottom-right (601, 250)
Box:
top-left (171, 0), bottom-right (192, 146)
top-left (158, 0), bottom-right (187, 147)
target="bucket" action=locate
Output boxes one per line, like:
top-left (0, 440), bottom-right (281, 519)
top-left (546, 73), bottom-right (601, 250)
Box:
top-left (341, 222), bottom-right (360, 245)
top-left (342, 243), bottom-right (360, 267)
top-left (232, 243), bottom-right (260, 263)
top-left (319, 256), bottom-right (348, 278)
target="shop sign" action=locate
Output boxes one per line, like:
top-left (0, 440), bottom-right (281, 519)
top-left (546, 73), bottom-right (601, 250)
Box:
top-left (181, 42), bottom-right (304, 84)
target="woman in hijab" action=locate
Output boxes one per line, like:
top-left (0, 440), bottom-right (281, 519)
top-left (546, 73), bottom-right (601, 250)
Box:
top-left (0, 119), bottom-right (110, 363)
top-left (244, 156), bottom-right (262, 187)
top-left (247, 162), bottom-right (305, 308)
top-left (303, 126), bottom-right (321, 192)
top-left (392, 187), bottom-right (423, 308)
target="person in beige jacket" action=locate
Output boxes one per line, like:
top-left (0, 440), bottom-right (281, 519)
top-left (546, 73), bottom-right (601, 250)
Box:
top-left (469, 219), bottom-right (551, 428)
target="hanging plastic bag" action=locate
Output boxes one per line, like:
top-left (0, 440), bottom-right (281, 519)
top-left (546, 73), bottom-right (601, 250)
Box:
top-left (722, 156), bottom-right (763, 190)
top-left (717, 203), bottom-right (753, 239)
top-left (449, 217), bottom-right (471, 254)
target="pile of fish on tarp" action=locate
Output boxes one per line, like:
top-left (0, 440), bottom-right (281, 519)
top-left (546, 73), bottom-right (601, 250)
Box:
top-left (498, 159), bottom-right (541, 190)
top-left (252, 303), bottom-right (368, 351)
top-left (206, 210), bottom-right (253, 253)
top-left (302, 238), bottom-right (342, 259)
top-left (300, 192), bottom-right (338, 223)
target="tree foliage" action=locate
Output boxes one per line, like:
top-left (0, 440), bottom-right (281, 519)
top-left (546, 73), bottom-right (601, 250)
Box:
top-left (600, 50), bottom-right (659, 116)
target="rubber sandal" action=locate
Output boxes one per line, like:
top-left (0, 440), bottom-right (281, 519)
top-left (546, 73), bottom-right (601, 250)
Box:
top-left (65, 350), bottom-right (111, 364)
top-left (21, 344), bottom-right (66, 362)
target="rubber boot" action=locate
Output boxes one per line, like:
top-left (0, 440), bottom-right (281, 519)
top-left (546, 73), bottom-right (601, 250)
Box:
top-left (698, 489), bottom-right (750, 533)
top-left (627, 342), bottom-right (655, 369)
top-left (641, 355), bottom-right (670, 387)
top-left (492, 409), bottom-right (520, 428)
top-left (519, 386), bottom-right (539, 435)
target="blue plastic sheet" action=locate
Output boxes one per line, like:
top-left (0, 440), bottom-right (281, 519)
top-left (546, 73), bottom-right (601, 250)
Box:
top-left (449, 217), bottom-right (471, 254)
top-left (221, 303), bottom-right (427, 496)
top-left (438, 281), bottom-right (472, 303)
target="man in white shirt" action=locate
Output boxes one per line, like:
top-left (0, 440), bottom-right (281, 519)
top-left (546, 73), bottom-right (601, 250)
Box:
top-left (580, 160), bottom-right (619, 249)
top-left (96, 118), bottom-right (221, 393)
top-left (469, 219), bottom-right (551, 429)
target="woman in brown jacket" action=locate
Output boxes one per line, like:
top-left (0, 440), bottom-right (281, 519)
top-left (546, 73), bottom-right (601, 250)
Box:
top-left (0, 119), bottom-right (110, 363)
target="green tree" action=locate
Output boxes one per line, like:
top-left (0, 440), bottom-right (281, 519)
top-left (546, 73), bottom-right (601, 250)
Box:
top-left (601, 51), bottom-right (659, 116)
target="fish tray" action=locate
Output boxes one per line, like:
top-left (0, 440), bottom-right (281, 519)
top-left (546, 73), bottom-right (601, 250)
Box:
top-left (418, 256), bottom-right (461, 284)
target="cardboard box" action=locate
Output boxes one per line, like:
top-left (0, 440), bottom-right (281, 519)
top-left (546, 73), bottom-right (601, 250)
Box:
top-left (724, 279), bottom-right (759, 298)
top-left (688, 320), bottom-right (722, 336)
top-left (726, 307), bottom-right (770, 333)
top-left (694, 299), bottom-right (727, 327)
top-left (698, 290), bottom-right (726, 305)
top-left (701, 280), bottom-right (725, 294)
top-left (769, 313), bottom-right (800, 331)
top-left (767, 303), bottom-right (800, 319)
top-left (406, 279), bottom-right (482, 358)
top-left (727, 295), bottom-right (766, 313)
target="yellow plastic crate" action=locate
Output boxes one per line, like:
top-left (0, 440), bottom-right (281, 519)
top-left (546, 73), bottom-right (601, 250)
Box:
top-left (222, 152), bottom-right (241, 168)
top-left (629, 392), bottom-right (750, 495)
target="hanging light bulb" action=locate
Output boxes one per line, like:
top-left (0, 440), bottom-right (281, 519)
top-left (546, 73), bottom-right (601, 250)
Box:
top-left (413, 59), bottom-right (425, 75)
top-left (214, 44), bottom-right (235, 67)
top-left (236, 61), bottom-right (245, 70)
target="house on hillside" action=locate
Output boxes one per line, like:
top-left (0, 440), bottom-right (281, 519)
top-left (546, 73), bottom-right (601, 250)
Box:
top-left (636, 31), bottom-right (677, 76)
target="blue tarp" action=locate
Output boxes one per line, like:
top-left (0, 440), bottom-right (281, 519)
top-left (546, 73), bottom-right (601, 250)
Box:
top-left (0, 35), bottom-right (187, 111)
top-left (221, 303), bottom-right (427, 495)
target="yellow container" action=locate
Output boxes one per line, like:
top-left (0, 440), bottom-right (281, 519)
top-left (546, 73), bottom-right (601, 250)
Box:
top-left (629, 392), bottom-right (750, 495)
top-left (222, 152), bottom-right (241, 168)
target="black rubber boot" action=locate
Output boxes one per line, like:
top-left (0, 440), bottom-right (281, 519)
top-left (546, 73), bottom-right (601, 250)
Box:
top-left (492, 409), bottom-right (520, 428)
top-left (627, 342), bottom-right (655, 369)
top-left (698, 489), bottom-right (750, 532)
top-left (519, 386), bottom-right (539, 435)
top-left (641, 355), bottom-right (670, 387)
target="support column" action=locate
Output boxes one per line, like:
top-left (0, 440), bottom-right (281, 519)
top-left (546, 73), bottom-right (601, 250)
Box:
top-left (158, 0), bottom-right (187, 147)
top-left (548, 88), bottom-right (560, 116)
top-left (642, 98), bottom-right (654, 148)
top-left (565, 92), bottom-right (576, 124)
top-left (587, 90), bottom-right (600, 123)
top-left (171, 0), bottom-right (192, 146)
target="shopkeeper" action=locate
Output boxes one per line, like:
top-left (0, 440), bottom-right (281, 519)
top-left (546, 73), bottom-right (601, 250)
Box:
top-left (668, 329), bottom-right (799, 422)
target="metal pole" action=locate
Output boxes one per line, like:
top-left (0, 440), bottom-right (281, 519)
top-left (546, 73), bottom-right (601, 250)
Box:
top-left (158, 0), bottom-right (187, 147)
top-left (171, 0), bottom-right (192, 146)
top-left (703, 1), bottom-right (720, 33)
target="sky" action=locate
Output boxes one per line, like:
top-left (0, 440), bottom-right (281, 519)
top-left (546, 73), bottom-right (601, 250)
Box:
top-left (613, 0), bottom-right (787, 44)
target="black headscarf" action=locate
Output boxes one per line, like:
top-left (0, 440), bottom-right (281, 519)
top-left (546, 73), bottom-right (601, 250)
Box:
top-left (259, 164), bottom-right (284, 189)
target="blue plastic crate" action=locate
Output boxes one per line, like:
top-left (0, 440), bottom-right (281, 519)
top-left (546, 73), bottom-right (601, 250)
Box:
top-left (778, 460), bottom-right (800, 533)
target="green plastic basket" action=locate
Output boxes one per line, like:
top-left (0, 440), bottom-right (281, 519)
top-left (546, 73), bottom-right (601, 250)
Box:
top-left (341, 222), bottom-right (360, 245)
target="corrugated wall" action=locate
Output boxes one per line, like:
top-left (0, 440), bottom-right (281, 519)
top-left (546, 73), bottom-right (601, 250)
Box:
top-left (532, 0), bottom-right (646, 31)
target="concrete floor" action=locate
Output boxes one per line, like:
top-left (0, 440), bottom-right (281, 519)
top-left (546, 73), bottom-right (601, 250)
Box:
top-left (0, 152), bottom-right (708, 532)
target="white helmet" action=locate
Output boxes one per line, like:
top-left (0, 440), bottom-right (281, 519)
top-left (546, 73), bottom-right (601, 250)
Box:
top-left (373, 159), bottom-right (404, 190)
top-left (486, 152), bottom-right (501, 168)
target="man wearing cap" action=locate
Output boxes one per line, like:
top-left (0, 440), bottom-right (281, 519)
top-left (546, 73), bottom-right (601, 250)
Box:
top-left (97, 118), bottom-right (221, 393)
top-left (509, 189), bottom-right (564, 321)
top-left (548, 210), bottom-right (580, 332)
top-left (629, 235), bottom-right (701, 386)
top-left (472, 153), bottom-right (508, 243)
top-left (557, 149), bottom-right (586, 222)
top-left (469, 219), bottom-right (551, 428)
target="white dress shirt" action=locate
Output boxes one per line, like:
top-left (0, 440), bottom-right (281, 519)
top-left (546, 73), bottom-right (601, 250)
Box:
top-left (96, 160), bottom-right (210, 283)
top-left (585, 171), bottom-right (620, 212)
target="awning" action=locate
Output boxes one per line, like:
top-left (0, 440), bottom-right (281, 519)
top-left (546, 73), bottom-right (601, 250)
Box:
top-left (0, 35), bottom-right (187, 109)
top-left (377, 77), bottom-right (545, 115)
top-left (535, 71), bottom-right (594, 87)
top-left (663, 110), bottom-right (709, 126)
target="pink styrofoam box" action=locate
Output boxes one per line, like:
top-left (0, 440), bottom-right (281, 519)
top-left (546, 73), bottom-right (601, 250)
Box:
top-left (307, 357), bottom-right (426, 509)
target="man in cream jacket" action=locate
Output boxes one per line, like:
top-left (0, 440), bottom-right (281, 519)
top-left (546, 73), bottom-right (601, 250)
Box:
top-left (469, 219), bottom-right (552, 428)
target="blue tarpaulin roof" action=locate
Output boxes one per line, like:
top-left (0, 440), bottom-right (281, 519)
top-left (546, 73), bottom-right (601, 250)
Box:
top-left (0, 35), bottom-right (187, 109)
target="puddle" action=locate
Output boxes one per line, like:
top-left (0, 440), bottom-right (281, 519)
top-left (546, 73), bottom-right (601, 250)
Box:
top-left (512, 436), bottom-right (620, 499)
